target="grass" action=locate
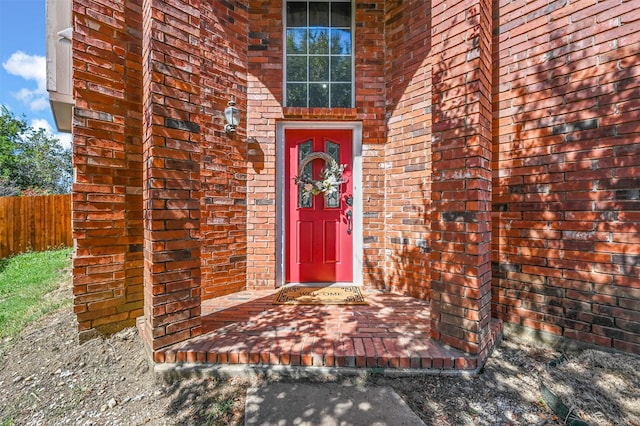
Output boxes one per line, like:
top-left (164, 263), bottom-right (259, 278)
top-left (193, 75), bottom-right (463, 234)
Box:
top-left (0, 248), bottom-right (72, 425)
top-left (0, 248), bottom-right (72, 342)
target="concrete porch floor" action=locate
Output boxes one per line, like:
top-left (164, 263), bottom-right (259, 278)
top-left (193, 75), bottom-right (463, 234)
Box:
top-left (154, 289), bottom-right (502, 373)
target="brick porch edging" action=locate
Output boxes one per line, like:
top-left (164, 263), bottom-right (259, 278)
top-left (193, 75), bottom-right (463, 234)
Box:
top-left (137, 290), bottom-right (503, 377)
top-left (144, 320), bottom-right (503, 382)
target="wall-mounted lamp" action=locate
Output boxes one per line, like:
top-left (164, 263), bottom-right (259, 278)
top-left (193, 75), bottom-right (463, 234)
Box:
top-left (224, 99), bottom-right (240, 134)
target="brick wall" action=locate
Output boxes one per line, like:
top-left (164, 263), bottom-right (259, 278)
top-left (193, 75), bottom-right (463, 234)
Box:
top-left (245, 0), bottom-right (283, 289)
top-left (140, 0), bottom-right (203, 352)
top-left (492, 0), bottom-right (640, 354)
top-left (430, 0), bottom-right (494, 356)
top-left (199, 1), bottom-right (248, 300)
top-left (382, 0), bottom-right (432, 299)
top-left (72, 0), bottom-right (144, 340)
top-left (71, 0), bottom-right (640, 357)
top-left (357, 2), bottom-right (387, 288)
top-left (245, 0), bottom-right (388, 288)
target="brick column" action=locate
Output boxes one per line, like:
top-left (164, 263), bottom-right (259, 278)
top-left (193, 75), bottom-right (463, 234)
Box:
top-left (141, 0), bottom-right (202, 354)
top-left (72, 0), bottom-right (144, 340)
top-left (430, 0), bottom-right (493, 357)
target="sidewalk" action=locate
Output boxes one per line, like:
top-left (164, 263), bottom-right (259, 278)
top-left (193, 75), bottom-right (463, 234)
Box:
top-left (245, 382), bottom-right (426, 425)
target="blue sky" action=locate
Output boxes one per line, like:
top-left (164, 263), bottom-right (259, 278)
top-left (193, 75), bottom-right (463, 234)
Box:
top-left (0, 0), bottom-right (72, 148)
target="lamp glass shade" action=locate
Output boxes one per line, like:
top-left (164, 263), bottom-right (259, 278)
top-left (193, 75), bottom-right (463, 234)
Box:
top-left (225, 102), bottom-right (240, 127)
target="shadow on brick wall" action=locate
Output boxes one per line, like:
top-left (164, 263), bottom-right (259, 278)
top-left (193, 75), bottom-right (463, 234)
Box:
top-left (491, 0), bottom-right (640, 353)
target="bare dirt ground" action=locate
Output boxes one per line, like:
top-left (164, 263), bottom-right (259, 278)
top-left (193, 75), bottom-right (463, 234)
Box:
top-left (1, 276), bottom-right (638, 426)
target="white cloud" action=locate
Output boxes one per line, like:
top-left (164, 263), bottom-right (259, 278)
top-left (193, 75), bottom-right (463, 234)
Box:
top-left (29, 97), bottom-right (50, 111)
top-left (2, 51), bottom-right (48, 112)
top-left (15, 88), bottom-right (36, 102)
top-left (31, 118), bottom-right (53, 132)
top-left (2, 52), bottom-right (46, 91)
top-left (57, 133), bottom-right (73, 150)
top-left (31, 118), bottom-right (73, 150)
top-left (14, 88), bottom-right (49, 111)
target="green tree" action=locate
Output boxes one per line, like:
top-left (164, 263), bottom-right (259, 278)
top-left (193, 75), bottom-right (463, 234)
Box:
top-left (0, 106), bottom-right (72, 195)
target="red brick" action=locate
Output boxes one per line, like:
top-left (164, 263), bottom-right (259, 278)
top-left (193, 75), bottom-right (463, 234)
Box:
top-left (72, 0), bottom-right (640, 361)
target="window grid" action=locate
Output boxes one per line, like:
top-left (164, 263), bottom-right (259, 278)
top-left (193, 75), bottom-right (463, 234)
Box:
top-left (285, 1), bottom-right (353, 108)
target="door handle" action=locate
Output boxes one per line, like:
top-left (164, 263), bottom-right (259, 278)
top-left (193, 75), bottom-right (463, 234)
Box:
top-left (346, 210), bottom-right (352, 235)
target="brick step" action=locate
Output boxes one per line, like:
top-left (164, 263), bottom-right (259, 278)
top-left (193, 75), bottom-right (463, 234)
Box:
top-left (160, 335), bottom-right (478, 369)
top-left (152, 290), bottom-right (502, 371)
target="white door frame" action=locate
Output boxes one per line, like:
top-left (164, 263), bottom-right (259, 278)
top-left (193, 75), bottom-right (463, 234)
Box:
top-left (275, 121), bottom-right (363, 287)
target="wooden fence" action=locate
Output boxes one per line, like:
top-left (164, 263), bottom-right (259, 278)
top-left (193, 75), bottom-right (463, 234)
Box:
top-left (0, 194), bottom-right (72, 258)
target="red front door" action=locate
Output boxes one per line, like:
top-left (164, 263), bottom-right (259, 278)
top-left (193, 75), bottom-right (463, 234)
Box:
top-left (285, 129), bottom-right (353, 283)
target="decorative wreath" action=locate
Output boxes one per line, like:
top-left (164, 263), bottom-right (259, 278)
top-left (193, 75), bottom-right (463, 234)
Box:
top-left (294, 152), bottom-right (346, 203)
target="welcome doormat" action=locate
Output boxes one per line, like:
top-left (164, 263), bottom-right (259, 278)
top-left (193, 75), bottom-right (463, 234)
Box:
top-left (273, 285), bottom-right (367, 305)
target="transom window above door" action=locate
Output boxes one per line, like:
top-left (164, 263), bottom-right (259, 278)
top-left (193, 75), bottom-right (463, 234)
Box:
top-left (285, 1), bottom-right (353, 108)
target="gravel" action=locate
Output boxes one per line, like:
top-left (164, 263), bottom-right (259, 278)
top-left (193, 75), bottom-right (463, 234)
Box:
top-left (2, 279), bottom-right (637, 425)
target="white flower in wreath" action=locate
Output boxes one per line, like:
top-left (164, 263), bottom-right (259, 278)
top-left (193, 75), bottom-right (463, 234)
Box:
top-left (294, 152), bottom-right (346, 203)
top-left (325, 174), bottom-right (338, 187)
